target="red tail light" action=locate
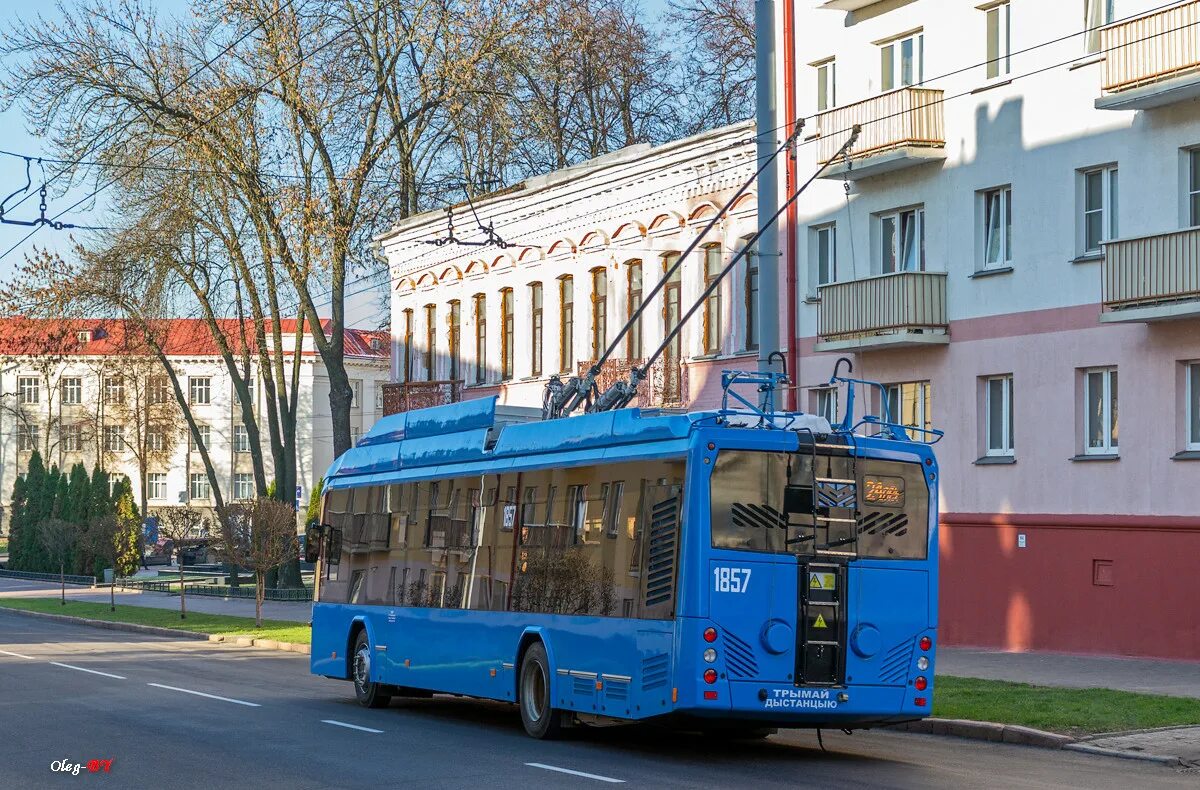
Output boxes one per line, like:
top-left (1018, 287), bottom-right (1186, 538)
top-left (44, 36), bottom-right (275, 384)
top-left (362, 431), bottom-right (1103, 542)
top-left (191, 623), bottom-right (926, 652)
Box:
top-left (703, 669), bottom-right (718, 684)
top-left (914, 676), bottom-right (928, 691)
top-left (919, 636), bottom-right (932, 651)
top-left (703, 628), bottom-right (718, 643)
top-left (703, 690), bottom-right (718, 700)
top-left (914, 697), bottom-right (927, 707)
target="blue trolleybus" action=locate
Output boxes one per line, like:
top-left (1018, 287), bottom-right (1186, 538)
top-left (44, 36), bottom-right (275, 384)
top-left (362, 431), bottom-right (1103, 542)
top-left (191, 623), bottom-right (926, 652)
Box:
top-left (307, 372), bottom-right (940, 739)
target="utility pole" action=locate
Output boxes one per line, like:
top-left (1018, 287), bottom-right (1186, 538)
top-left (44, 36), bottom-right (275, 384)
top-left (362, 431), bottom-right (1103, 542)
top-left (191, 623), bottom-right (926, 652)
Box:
top-left (755, 0), bottom-right (782, 375)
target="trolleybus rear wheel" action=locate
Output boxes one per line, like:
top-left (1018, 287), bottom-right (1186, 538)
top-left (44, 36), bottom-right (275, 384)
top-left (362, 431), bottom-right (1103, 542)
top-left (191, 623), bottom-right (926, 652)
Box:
top-left (519, 642), bottom-right (562, 739)
top-left (352, 630), bottom-right (392, 709)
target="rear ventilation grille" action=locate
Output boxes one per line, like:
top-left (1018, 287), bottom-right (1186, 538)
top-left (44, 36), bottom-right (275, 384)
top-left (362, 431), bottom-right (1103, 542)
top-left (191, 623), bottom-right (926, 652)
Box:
top-left (879, 640), bottom-right (913, 685)
top-left (605, 680), bottom-right (629, 701)
top-left (642, 653), bottom-right (669, 690)
top-left (730, 502), bottom-right (787, 532)
top-left (573, 676), bottom-right (594, 696)
top-left (858, 511), bottom-right (909, 537)
top-left (723, 631), bottom-right (759, 679)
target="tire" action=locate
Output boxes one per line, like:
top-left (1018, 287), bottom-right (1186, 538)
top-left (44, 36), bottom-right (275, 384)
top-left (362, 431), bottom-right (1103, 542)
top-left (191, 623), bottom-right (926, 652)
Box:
top-left (352, 630), bottom-right (392, 709)
top-left (518, 642), bottom-right (562, 739)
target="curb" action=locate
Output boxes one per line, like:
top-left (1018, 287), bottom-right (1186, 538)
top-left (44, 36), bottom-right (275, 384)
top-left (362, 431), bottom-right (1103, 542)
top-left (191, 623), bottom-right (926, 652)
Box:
top-left (1062, 743), bottom-right (1183, 767)
top-left (887, 718), bottom-right (1074, 749)
top-left (0, 605), bottom-right (310, 655)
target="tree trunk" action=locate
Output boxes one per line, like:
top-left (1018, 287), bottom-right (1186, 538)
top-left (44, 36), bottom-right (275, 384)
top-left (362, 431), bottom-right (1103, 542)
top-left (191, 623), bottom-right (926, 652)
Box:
top-left (60, 562), bottom-right (65, 605)
top-left (179, 560), bottom-right (187, 620)
top-left (255, 572), bottom-right (264, 628)
top-left (110, 579), bottom-right (115, 612)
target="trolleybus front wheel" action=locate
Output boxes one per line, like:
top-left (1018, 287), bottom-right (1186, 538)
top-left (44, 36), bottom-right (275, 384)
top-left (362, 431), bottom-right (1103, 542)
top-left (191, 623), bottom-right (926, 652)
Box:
top-left (519, 642), bottom-right (562, 739)
top-left (352, 630), bottom-right (392, 709)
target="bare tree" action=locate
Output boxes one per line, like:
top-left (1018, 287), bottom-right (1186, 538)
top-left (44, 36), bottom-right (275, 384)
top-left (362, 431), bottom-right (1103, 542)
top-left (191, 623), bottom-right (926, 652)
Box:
top-left (667, 0), bottom-right (755, 132)
top-left (215, 498), bottom-right (298, 627)
top-left (157, 507), bottom-right (211, 620)
top-left (37, 517), bottom-right (78, 605)
top-left (82, 514), bottom-right (122, 612)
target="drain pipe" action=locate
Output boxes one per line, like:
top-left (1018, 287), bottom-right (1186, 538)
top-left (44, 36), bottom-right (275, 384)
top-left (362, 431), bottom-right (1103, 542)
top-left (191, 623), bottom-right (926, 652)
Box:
top-left (782, 0), bottom-right (799, 412)
top-left (755, 0), bottom-right (781, 380)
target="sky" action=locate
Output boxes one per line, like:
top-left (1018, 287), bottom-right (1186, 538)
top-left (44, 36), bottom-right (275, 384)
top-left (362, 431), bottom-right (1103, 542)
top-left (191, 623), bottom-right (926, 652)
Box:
top-left (0, 0), bottom-right (677, 329)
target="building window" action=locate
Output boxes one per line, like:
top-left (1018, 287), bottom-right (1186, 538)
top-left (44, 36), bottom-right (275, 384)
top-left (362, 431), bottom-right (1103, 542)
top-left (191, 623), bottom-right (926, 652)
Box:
top-left (985, 375), bottom-right (1014, 456)
top-left (189, 377), bottom-right (211, 405)
top-left (401, 308), bottom-right (414, 383)
top-left (423, 304), bottom-right (436, 381)
top-left (76, 330), bottom-right (91, 345)
top-left (148, 473), bottom-right (167, 501)
top-left (62, 423), bottom-right (83, 452)
top-left (103, 376), bottom-right (124, 405)
top-left (1084, 0), bottom-right (1115, 53)
top-left (1083, 367), bottom-right (1118, 455)
top-left (590, 268), bottom-right (607, 360)
top-left (1188, 149), bottom-right (1200, 227)
top-left (233, 425), bottom-right (250, 453)
top-left (103, 424), bottom-right (125, 453)
top-left (744, 245), bottom-right (759, 352)
top-left (885, 381), bottom-right (932, 432)
top-left (1187, 362), bottom-right (1200, 450)
top-left (626, 261), bottom-right (643, 359)
top-left (500, 288), bottom-right (514, 380)
top-left (194, 424), bottom-right (210, 453)
top-left (61, 377), bottom-right (82, 405)
top-left (982, 186), bottom-right (1013, 268)
top-left (148, 376), bottom-right (171, 405)
top-left (814, 223), bottom-right (837, 287)
top-left (448, 300), bottom-right (462, 381)
top-left (879, 207), bottom-right (925, 273)
top-left (815, 387), bottom-right (838, 425)
top-left (529, 284), bottom-right (543, 377)
top-left (1081, 165), bottom-right (1118, 255)
top-left (189, 473), bottom-right (211, 501)
top-left (702, 245), bottom-right (722, 355)
top-left (234, 473), bottom-right (255, 501)
top-left (881, 31), bottom-right (924, 91)
top-left (17, 424), bottom-right (39, 452)
top-left (147, 426), bottom-right (166, 453)
top-left (473, 294), bottom-right (487, 385)
top-left (816, 59), bottom-right (836, 111)
top-left (16, 376), bottom-right (39, 404)
top-left (985, 2), bottom-right (1011, 79)
top-left (559, 276), bottom-right (574, 373)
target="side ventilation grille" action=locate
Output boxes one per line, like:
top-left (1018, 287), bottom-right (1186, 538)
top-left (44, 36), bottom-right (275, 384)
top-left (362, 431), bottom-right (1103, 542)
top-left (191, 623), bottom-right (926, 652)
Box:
top-left (642, 494), bottom-right (681, 617)
top-left (879, 641), bottom-right (913, 685)
top-left (573, 676), bottom-right (594, 696)
top-left (605, 680), bottom-right (629, 701)
top-left (642, 653), bottom-right (669, 690)
top-left (722, 631), bottom-right (759, 679)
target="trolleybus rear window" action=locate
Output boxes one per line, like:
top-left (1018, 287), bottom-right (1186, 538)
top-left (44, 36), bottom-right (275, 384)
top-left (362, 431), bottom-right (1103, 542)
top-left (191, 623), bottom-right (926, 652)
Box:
top-left (709, 451), bottom-right (929, 560)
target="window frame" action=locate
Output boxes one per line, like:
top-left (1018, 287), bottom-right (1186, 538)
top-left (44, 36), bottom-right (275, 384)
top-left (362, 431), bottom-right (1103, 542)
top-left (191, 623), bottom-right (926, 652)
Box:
top-left (62, 423), bottom-right (83, 453)
top-left (626, 261), bottom-right (643, 359)
top-left (500, 288), bottom-right (514, 381)
top-left (884, 381), bottom-right (932, 432)
top-left (985, 2), bottom-right (1011, 80)
top-left (814, 223), bottom-right (837, 287)
top-left (816, 58), bottom-right (836, 111)
top-left (702, 244), bottom-right (723, 355)
top-left (1084, 0), bottom-right (1116, 54)
top-left (880, 30), bottom-right (924, 92)
top-left (473, 293), bottom-right (487, 385)
top-left (148, 473), bottom-right (167, 501)
top-left (1082, 366), bottom-right (1118, 455)
top-left (743, 244), bottom-right (759, 352)
top-left (233, 424), bottom-right (251, 454)
top-left (189, 473), bottom-right (211, 501)
top-left (981, 186), bottom-right (1013, 269)
top-left (423, 303), bottom-right (437, 381)
top-left (1187, 148), bottom-right (1200, 228)
top-left (61, 377), bottom-right (82, 405)
top-left (401, 308), bottom-right (414, 383)
top-left (878, 207), bottom-right (926, 274)
top-left (1187, 361), bottom-right (1200, 451)
top-left (590, 267), bottom-right (607, 361)
top-left (984, 374), bottom-right (1015, 457)
top-left (188, 376), bottom-right (211, 405)
top-left (16, 376), bottom-right (39, 404)
top-left (102, 424), bottom-right (125, 454)
top-left (558, 275), bottom-right (574, 374)
top-left (448, 300), bottom-right (462, 382)
top-left (103, 375), bottom-right (125, 405)
top-left (529, 283), bottom-right (543, 377)
top-left (234, 473), bottom-right (255, 501)
top-left (1081, 165), bottom-right (1119, 255)
top-left (17, 423), bottom-right (39, 452)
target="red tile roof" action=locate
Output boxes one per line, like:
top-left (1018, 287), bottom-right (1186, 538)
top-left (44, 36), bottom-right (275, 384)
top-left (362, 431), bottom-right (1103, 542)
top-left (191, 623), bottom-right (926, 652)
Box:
top-left (0, 317), bottom-right (387, 360)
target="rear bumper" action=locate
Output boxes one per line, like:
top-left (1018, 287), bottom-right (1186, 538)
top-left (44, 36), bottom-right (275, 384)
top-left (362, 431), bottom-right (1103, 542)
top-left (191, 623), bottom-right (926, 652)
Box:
top-left (675, 680), bottom-right (932, 725)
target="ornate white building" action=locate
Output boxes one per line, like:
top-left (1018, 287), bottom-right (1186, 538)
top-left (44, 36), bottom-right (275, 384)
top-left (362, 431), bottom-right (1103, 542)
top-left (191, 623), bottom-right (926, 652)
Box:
top-left (378, 121), bottom-right (767, 414)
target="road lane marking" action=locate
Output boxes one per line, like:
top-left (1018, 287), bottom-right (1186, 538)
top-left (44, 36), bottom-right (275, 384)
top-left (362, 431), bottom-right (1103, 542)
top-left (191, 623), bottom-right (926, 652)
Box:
top-left (51, 662), bottom-right (126, 680)
top-left (0, 648), bottom-right (35, 659)
top-left (147, 683), bottom-right (261, 707)
top-left (525, 763), bottom-right (625, 783)
top-left (321, 719), bottom-right (384, 734)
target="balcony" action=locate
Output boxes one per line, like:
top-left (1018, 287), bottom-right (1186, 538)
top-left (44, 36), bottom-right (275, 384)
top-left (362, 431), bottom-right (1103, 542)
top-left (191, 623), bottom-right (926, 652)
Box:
top-left (816, 88), bottom-right (946, 180)
top-left (816, 271), bottom-right (949, 352)
top-left (1100, 228), bottom-right (1200, 322)
top-left (381, 380), bottom-right (462, 416)
top-left (578, 357), bottom-right (689, 409)
top-left (1096, 1), bottom-right (1200, 110)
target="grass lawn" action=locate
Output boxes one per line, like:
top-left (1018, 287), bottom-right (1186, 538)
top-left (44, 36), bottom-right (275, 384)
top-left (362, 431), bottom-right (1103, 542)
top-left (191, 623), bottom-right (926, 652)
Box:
top-left (934, 676), bottom-right (1200, 735)
top-left (0, 597), bottom-right (310, 645)
top-left (0, 538), bottom-right (7, 552)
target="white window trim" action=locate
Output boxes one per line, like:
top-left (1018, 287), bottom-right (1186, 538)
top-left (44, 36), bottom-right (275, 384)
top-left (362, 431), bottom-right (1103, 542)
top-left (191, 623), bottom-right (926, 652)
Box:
top-left (984, 2), bottom-right (1011, 80)
top-left (815, 223), bottom-right (838, 289)
top-left (815, 59), bottom-right (836, 111)
top-left (877, 207), bottom-right (926, 274)
top-left (984, 375), bottom-right (1015, 456)
top-left (879, 31), bottom-right (925, 92)
top-left (1082, 367), bottom-right (1118, 455)
top-left (17, 376), bottom-right (39, 404)
top-left (1081, 165), bottom-right (1118, 256)
top-left (884, 381), bottom-right (931, 431)
top-left (148, 473), bottom-right (167, 501)
top-left (981, 186), bottom-right (1013, 269)
top-left (1186, 361), bottom-right (1200, 451)
top-left (1187, 148), bottom-right (1200, 229)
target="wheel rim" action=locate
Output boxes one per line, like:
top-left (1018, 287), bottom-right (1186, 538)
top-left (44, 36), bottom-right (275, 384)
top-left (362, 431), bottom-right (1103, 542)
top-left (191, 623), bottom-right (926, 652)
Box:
top-left (521, 658), bottom-right (547, 724)
top-left (354, 644), bottom-right (371, 692)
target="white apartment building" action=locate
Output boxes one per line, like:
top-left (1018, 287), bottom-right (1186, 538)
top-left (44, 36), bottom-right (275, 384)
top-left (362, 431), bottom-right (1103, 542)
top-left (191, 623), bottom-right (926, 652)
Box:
top-left (788, 0), bottom-right (1200, 659)
top-left (0, 318), bottom-right (388, 530)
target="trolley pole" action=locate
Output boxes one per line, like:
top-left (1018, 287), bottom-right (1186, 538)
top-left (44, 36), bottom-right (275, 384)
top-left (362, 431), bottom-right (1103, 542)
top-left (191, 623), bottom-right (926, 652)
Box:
top-left (754, 0), bottom-right (782, 376)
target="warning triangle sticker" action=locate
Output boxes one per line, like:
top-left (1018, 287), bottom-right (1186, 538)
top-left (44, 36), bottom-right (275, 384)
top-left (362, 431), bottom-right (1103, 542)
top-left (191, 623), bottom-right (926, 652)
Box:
top-left (813, 614), bottom-right (828, 629)
top-left (809, 574), bottom-right (822, 589)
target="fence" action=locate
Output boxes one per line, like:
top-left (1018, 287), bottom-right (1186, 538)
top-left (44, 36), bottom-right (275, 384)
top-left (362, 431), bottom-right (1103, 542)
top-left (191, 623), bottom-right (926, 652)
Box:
top-left (0, 568), bottom-right (95, 586)
top-left (1102, 227), bottom-right (1200, 309)
top-left (1101, 0), bottom-right (1200, 93)
top-left (815, 87), bottom-right (945, 165)
top-left (818, 271), bottom-right (948, 339)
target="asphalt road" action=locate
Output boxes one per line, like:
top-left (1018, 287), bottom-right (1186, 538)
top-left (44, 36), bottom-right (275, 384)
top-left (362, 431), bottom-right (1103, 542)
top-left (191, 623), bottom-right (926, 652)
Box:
top-left (0, 610), bottom-right (1194, 790)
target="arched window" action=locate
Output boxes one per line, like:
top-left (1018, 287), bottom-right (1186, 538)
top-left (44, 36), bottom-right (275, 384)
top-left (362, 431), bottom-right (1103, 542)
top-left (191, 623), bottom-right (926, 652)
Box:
top-left (625, 260), bottom-right (642, 359)
top-left (401, 308), bottom-right (414, 382)
top-left (703, 244), bottom-right (722, 355)
top-left (448, 300), bottom-right (462, 382)
top-left (743, 240), bottom-right (758, 352)
top-left (423, 304), bottom-right (436, 380)
top-left (529, 283), bottom-right (543, 377)
top-left (559, 275), bottom-right (574, 373)
top-left (473, 294), bottom-right (487, 385)
top-left (661, 253), bottom-right (682, 402)
top-left (500, 288), bottom-right (514, 381)
top-left (590, 267), bottom-right (607, 360)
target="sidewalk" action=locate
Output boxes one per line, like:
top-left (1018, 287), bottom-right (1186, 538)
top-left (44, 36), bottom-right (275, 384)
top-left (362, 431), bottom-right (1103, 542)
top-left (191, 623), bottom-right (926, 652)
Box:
top-left (0, 576), bottom-right (311, 622)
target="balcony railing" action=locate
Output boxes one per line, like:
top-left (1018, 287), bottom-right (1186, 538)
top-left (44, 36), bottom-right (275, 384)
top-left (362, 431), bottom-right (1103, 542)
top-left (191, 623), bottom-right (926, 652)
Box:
top-left (1102, 228), bottom-right (1200, 317)
top-left (381, 380), bottom-right (462, 416)
top-left (815, 87), bottom-right (945, 166)
top-left (1101, 0), bottom-right (1200, 94)
top-left (578, 357), bottom-right (689, 409)
top-left (817, 271), bottom-right (948, 348)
